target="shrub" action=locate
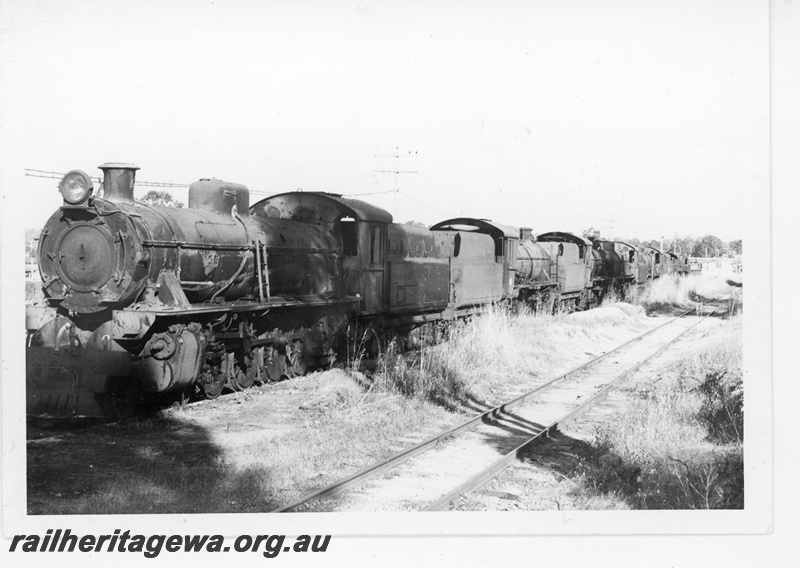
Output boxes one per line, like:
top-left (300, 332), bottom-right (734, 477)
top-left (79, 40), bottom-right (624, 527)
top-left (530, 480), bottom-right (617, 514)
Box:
top-left (661, 449), bottom-right (744, 509)
top-left (694, 366), bottom-right (743, 444)
top-left (579, 317), bottom-right (744, 509)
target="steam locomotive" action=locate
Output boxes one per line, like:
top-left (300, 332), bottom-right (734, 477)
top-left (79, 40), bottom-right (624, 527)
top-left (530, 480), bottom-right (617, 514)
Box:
top-left (26, 163), bottom-right (686, 418)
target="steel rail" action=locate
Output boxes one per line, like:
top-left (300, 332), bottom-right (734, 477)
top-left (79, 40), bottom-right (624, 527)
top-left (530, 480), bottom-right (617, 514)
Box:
top-left (423, 304), bottom-right (719, 511)
top-left (273, 303), bottom-right (714, 512)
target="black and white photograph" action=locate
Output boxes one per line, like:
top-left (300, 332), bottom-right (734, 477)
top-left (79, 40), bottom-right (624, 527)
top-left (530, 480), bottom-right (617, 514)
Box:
top-left (1, 0), bottom-right (794, 565)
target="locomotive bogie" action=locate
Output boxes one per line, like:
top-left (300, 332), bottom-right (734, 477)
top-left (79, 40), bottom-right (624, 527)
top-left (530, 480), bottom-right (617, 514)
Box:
top-left (136, 324), bottom-right (207, 393)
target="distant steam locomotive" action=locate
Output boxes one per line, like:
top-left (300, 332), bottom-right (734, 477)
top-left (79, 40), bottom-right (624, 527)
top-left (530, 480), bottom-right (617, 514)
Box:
top-left (26, 163), bottom-right (687, 418)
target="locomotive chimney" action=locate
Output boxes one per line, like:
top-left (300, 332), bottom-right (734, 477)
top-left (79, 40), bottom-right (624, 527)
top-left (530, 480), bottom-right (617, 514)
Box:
top-left (98, 163), bottom-right (140, 203)
top-left (520, 227), bottom-right (533, 241)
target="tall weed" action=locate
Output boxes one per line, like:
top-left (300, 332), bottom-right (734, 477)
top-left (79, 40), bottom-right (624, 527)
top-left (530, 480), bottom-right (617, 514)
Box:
top-left (638, 273), bottom-right (742, 316)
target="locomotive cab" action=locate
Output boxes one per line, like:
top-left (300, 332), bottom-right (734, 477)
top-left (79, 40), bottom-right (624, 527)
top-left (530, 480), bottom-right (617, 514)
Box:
top-left (589, 238), bottom-right (625, 282)
top-left (251, 191), bottom-right (392, 314)
top-left (639, 245), bottom-right (662, 279)
top-left (614, 241), bottom-right (648, 285)
top-left (535, 232), bottom-right (594, 310)
top-left (535, 232), bottom-right (593, 292)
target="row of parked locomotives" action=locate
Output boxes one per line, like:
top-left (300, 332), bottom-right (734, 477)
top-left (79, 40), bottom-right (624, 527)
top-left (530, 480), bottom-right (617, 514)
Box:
top-left (26, 164), bottom-right (688, 419)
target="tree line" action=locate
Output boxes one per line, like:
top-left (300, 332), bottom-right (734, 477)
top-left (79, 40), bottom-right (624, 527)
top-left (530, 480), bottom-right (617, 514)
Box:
top-left (582, 227), bottom-right (741, 258)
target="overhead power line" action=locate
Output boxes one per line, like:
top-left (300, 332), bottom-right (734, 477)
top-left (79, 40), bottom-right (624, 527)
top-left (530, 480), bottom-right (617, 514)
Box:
top-left (25, 168), bottom-right (287, 197)
top-left (25, 168), bottom-right (188, 188)
top-left (397, 190), bottom-right (448, 218)
top-left (24, 168), bottom-right (442, 216)
top-left (343, 189), bottom-right (399, 198)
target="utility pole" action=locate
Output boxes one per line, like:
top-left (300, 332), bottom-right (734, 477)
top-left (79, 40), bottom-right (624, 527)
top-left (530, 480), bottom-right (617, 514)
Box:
top-left (374, 147), bottom-right (418, 216)
top-left (602, 217), bottom-right (616, 238)
top-left (374, 147), bottom-right (418, 192)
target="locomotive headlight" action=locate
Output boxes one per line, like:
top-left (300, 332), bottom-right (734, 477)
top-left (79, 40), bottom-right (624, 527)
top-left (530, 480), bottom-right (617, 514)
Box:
top-left (59, 170), bottom-right (94, 205)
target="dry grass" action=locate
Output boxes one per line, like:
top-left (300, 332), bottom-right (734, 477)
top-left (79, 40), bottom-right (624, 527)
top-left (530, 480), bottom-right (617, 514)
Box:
top-left (242, 376), bottom-right (456, 496)
top-left (369, 303), bottom-right (653, 412)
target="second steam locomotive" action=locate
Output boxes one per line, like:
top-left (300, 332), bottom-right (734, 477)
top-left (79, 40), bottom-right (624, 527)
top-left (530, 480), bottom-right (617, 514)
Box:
top-left (26, 163), bottom-right (687, 418)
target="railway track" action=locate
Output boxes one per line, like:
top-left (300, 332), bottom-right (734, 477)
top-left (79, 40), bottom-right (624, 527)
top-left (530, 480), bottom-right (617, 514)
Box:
top-left (274, 302), bottom-right (723, 512)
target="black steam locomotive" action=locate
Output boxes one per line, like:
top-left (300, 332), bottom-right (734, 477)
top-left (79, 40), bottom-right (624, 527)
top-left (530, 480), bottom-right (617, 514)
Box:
top-left (26, 164), bottom-right (685, 418)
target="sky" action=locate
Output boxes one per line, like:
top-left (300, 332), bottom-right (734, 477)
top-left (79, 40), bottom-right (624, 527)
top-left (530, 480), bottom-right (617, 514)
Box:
top-left (0, 0), bottom-right (768, 241)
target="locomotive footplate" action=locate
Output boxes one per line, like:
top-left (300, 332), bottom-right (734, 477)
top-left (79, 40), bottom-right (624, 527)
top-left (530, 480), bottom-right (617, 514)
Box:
top-left (113, 297), bottom-right (361, 340)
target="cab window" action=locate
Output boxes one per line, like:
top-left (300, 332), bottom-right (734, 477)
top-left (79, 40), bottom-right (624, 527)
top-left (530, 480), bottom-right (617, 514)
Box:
top-left (341, 219), bottom-right (357, 256)
top-left (369, 225), bottom-right (382, 265)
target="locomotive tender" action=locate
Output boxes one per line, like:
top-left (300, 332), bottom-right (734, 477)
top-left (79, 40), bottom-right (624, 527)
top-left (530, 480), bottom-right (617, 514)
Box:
top-left (26, 163), bottom-right (677, 419)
